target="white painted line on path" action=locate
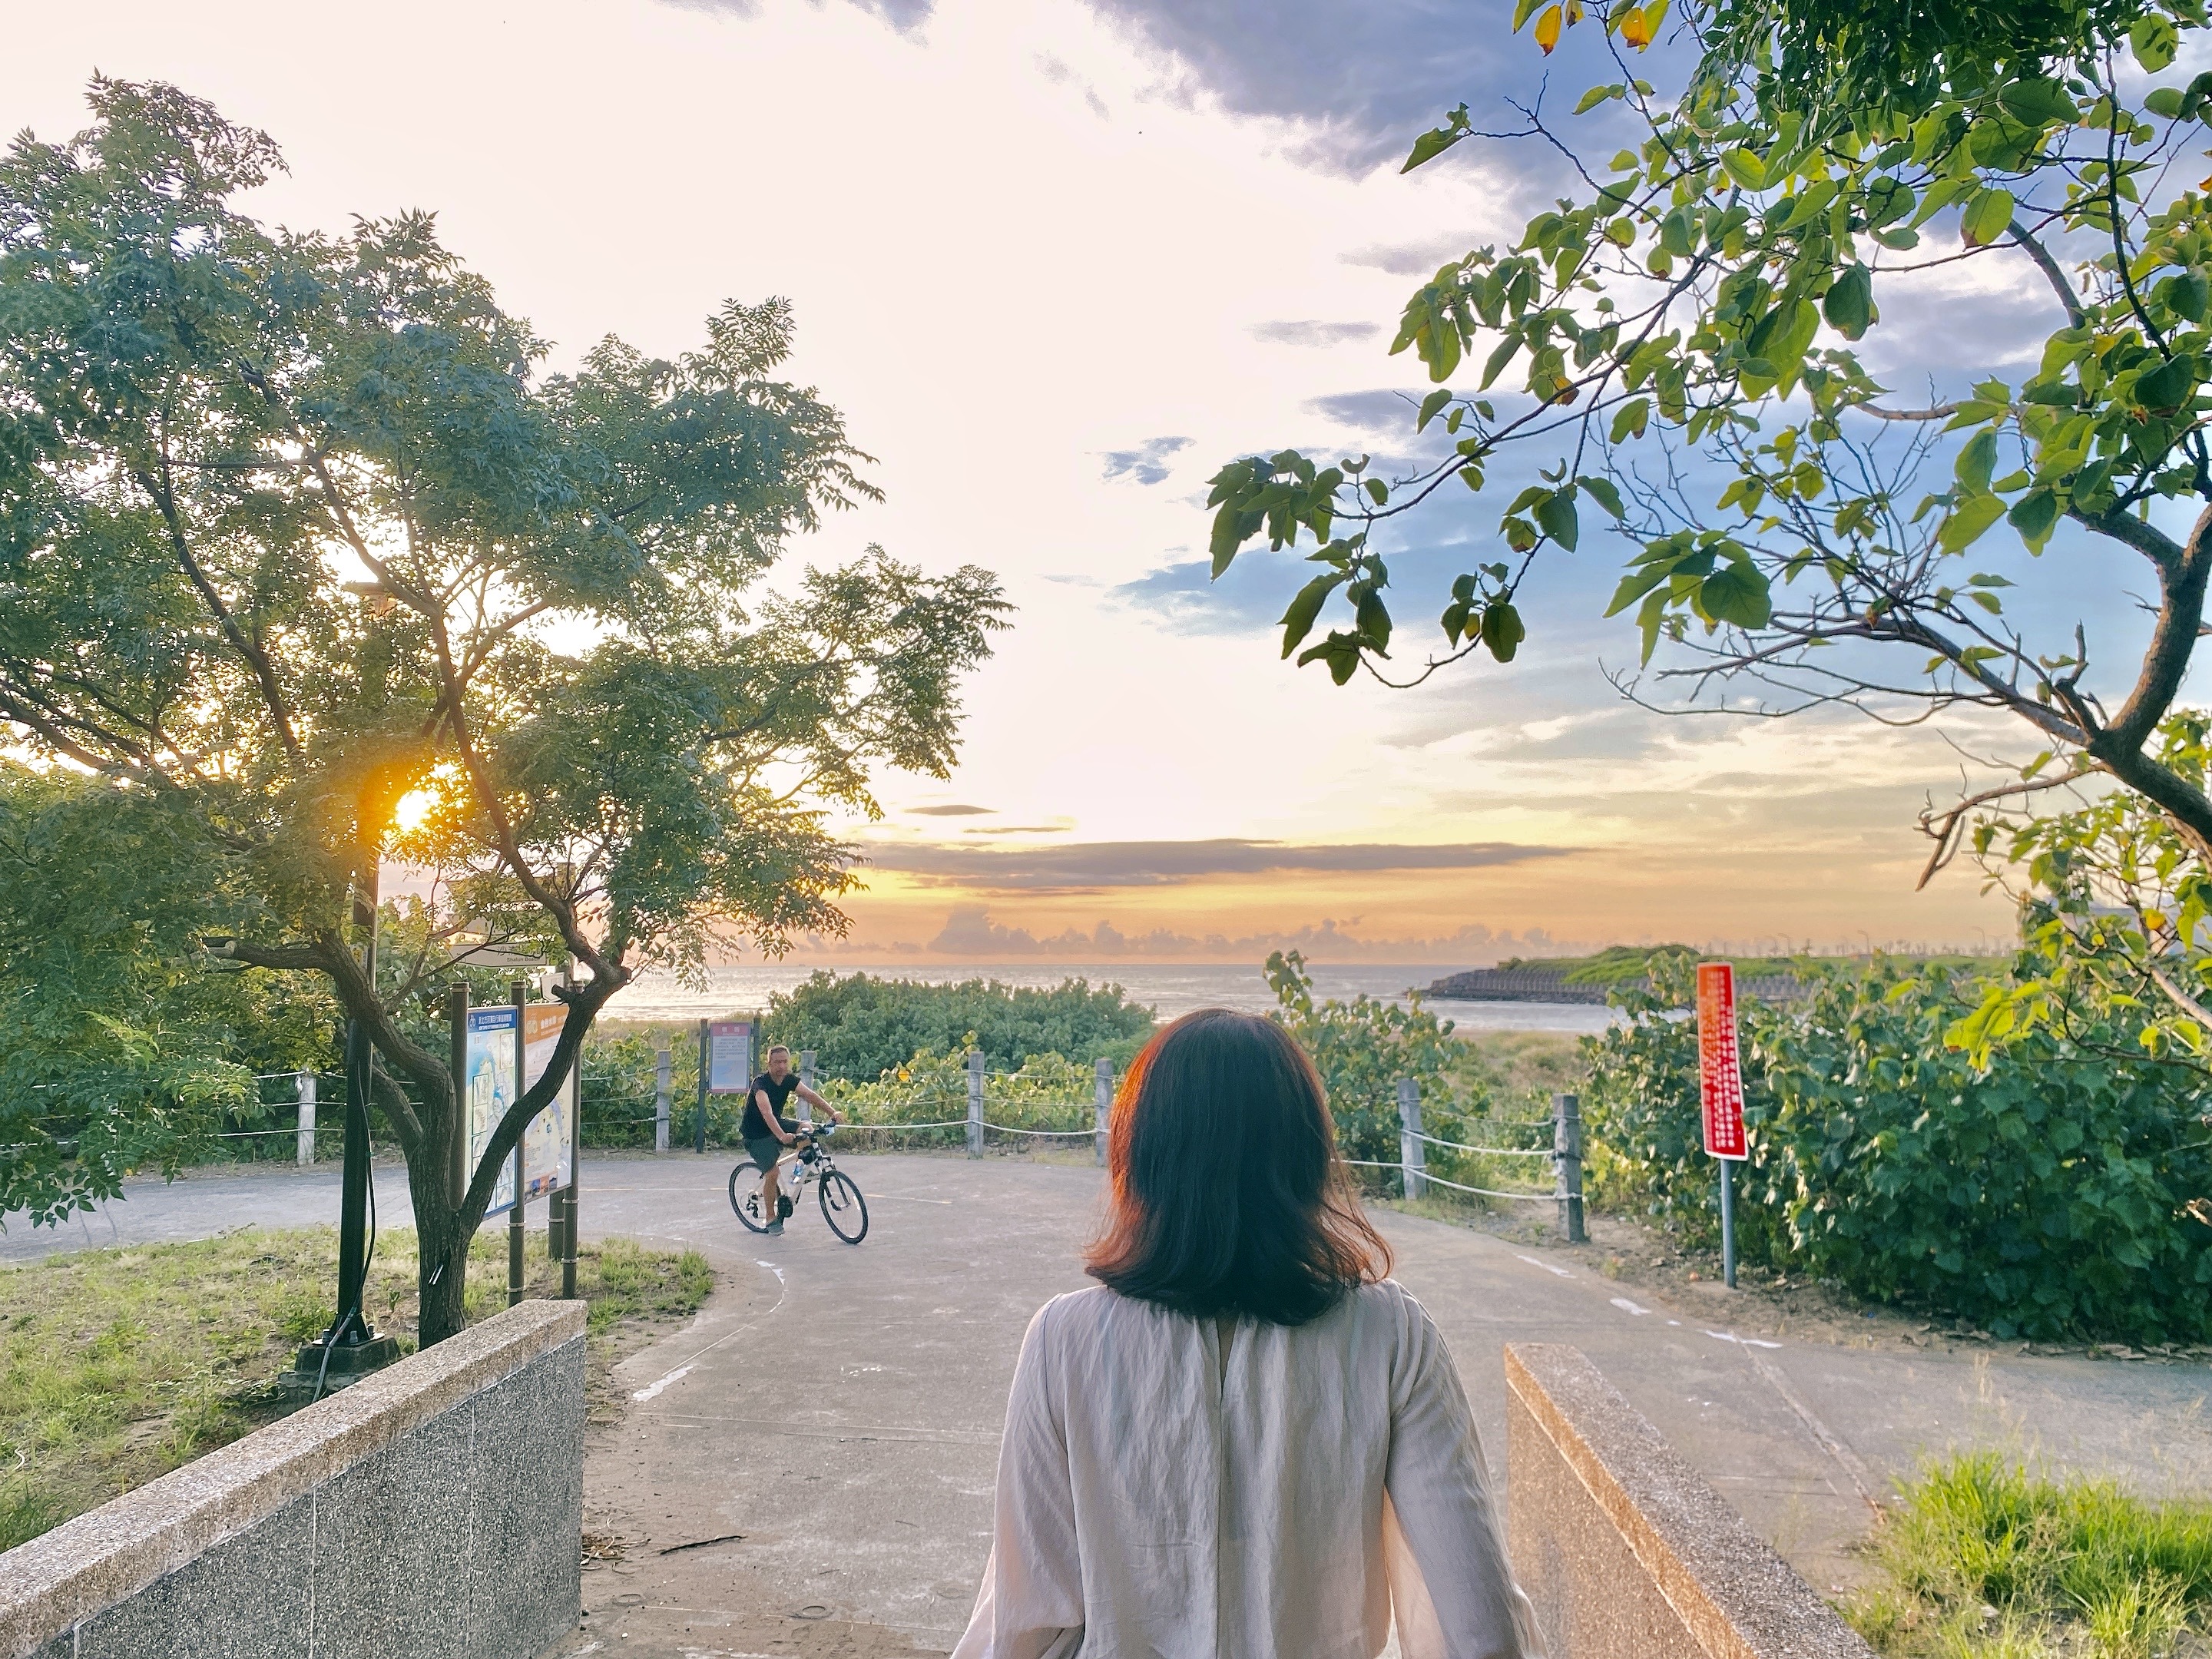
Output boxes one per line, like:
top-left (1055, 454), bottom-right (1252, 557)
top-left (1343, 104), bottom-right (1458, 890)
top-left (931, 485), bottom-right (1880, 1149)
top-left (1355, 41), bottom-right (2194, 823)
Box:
top-left (1704, 1329), bottom-right (1784, 1349)
top-left (624, 1244), bottom-right (790, 1403)
top-left (631, 1365), bottom-right (692, 1402)
top-left (1514, 1253), bottom-right (1575, 1279)
top-left (1610, 1296), bottom-right (1651, 1316)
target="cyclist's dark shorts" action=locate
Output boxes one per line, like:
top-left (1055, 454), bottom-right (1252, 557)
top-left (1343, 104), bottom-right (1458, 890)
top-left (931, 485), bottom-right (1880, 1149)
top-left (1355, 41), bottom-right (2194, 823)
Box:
top-left (744, 1135), bottom-right (783, 1173)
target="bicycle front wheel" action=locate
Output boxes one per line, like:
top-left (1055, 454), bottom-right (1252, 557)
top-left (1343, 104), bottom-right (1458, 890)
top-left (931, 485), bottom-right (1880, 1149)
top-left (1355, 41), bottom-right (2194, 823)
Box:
top-left (729, 1162), bottom-right (774, 1233)
top-left (818, 1168), bottom-right (869, 1243)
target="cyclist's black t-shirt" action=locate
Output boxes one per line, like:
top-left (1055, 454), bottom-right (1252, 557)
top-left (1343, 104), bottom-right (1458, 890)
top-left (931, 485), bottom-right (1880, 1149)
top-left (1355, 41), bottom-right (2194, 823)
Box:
top-left (741, 1071), bottom-right (802, 1141)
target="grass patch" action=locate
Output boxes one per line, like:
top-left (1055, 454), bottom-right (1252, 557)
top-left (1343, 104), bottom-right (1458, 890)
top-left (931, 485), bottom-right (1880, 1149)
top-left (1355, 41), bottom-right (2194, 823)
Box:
top-left (0, 1225), bottom-right (711, 1554)
top-left (1845, 1453), bottom-right (2212, 1657)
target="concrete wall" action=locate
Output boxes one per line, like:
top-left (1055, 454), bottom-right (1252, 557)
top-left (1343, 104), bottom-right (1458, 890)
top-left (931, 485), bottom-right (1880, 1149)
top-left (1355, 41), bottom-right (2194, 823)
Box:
top-left (1505, 1342), bottom-right (1875, 1659)
top-left (0, 1300), bottom-right (585, 1659)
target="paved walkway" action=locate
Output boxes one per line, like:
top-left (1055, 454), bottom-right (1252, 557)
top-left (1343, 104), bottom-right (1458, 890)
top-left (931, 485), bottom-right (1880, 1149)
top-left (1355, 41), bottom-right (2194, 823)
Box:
top-left (10, 1152), bottom-right (2210, 1657)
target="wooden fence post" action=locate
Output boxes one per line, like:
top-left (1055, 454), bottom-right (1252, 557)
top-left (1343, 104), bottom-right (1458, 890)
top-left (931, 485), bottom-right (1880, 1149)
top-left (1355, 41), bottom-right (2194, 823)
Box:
top-left (1094, 1058), bottom-right (1113, 1166)
top-left (1554, 1091), bottom-right (1587, 1243)
top-left (295, 1071), bottom-right (316, 1167)
top-left (966, 1050), bottom-right (985, 1158)
top-left (1397, 1078), bottom-right (1426, 1200)
top-left (654, 1047), bottom-right (672, 1154)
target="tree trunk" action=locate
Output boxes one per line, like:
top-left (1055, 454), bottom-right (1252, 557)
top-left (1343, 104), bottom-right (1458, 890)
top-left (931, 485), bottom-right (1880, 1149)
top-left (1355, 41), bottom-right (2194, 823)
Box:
top-left (406, 1147), bottom-right (475, 1348)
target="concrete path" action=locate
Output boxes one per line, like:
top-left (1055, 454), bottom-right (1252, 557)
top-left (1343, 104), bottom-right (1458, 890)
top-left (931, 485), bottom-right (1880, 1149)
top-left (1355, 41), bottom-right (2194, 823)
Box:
top-left (10, 1151), bottom-right (2210, 1657)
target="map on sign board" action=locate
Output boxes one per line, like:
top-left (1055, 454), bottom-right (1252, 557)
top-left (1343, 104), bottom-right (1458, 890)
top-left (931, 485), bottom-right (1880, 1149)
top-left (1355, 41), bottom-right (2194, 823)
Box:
top-left (1695, 962), bottom-right (1748, 1161)
top-left (706, 1019), bottom-right (753, 1094)
top-left (465, 1005), bottom-right (519, 1214)
top-left (519, 1004), bottom-right (571, 1200)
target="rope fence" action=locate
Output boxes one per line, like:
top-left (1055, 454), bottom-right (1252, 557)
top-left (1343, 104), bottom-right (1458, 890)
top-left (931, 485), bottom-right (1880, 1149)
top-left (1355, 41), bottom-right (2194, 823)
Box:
top-left (43, 1044), bottom-right (1592, 1241)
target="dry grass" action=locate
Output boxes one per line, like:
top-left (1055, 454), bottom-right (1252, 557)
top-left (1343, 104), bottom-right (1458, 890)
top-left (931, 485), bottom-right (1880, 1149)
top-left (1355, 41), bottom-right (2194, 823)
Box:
top-left (0, 1226), bottom-right (710, 1552)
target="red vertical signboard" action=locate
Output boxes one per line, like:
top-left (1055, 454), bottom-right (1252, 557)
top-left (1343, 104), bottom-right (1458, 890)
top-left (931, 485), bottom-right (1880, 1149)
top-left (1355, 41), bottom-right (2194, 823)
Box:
top-left (1696, 962), bottom-right (1748, 1160)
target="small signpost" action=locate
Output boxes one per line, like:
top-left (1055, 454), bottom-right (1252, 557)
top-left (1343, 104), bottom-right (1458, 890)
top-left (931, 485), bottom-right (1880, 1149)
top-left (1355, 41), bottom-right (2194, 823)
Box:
top-left (699, 1018), bottom-right (755, 1151)
top-left (1696, 961), bottom-right (1748, 1289)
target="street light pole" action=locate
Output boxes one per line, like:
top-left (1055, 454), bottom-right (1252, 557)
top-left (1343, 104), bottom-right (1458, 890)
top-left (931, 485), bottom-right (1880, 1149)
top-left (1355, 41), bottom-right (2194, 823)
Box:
top-left (293, 826), bottom-right (399, 1395)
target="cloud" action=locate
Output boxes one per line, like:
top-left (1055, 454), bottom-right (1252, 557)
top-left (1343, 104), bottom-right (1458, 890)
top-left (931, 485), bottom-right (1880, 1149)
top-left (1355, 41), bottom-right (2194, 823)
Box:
top-left (1251, 319), bottom-right (1382, 347)
top-left (666, 0), bottom-right (935, 29)
top-left (906, 803), bottom-right (995, 816)
top-left (962, 823), bottom-right (1076, 835)
top-left (1101, 434), bottom-right (1194, 485)
top-left (1341, 232), bottom-right (1488, 276)
top-left (922, 904), bottom-right (1580, 960)
top-left (1034, 49), bottom-right (1113, 117)
top-left (869, 836), bottom-right (1571, 892)
top-left (1109, 549), bottom-right (1296, 634)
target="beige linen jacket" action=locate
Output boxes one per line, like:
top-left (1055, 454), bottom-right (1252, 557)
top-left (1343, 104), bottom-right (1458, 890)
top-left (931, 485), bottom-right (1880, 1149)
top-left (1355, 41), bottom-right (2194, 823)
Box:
top-left (952, 1279), bottom-right (1541, 1659)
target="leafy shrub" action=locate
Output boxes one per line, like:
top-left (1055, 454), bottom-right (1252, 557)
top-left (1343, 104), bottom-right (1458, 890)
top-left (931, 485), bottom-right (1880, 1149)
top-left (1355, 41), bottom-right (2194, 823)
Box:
top-left (758, 972), bottom-right (1156, 1081)
top-left (1583, 951), bottom-right (2212, 1343)
top-left (1264, 950), bottom-right (1462, 1173)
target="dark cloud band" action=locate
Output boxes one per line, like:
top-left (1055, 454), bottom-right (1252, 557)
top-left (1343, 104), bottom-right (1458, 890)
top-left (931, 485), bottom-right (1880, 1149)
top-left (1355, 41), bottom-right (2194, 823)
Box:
top-left (866, 836), bottom-right (1571, 890)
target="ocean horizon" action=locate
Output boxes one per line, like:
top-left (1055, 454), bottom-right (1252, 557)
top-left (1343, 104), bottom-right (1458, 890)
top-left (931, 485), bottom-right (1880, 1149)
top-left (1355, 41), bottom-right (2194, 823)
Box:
top-left (602, 961), bottom-right (1621, 1035)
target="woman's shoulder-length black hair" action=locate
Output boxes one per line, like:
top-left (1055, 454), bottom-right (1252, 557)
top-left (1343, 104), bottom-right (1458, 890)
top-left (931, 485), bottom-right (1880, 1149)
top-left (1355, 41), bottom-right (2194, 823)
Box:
top-left (1084, 1008), bottom-right (1392, 1326)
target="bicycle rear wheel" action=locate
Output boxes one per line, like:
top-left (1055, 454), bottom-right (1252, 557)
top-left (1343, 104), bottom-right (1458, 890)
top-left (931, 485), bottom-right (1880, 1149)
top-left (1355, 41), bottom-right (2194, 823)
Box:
top-left (728, 1162), bottom-right (774, 1233)
top-left (818, 1168), bottom-right (869, 1243)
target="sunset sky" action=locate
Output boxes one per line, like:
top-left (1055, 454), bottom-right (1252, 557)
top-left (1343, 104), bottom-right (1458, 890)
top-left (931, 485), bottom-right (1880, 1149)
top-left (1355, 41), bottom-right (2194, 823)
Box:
top-left (8, 0), bottom-right (2099, 962)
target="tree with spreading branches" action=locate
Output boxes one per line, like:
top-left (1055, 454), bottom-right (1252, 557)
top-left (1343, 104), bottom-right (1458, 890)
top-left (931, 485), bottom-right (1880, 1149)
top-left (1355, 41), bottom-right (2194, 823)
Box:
top-left (1204, 0), bottom-right (2212, 1038)
top-left (0, 80), bottom-right (1008, 1341)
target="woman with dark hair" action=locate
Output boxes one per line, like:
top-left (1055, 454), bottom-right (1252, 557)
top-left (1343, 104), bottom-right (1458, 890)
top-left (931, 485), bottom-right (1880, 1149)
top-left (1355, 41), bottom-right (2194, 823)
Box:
top-left (952, 1009), bottom-right (1539, 1659)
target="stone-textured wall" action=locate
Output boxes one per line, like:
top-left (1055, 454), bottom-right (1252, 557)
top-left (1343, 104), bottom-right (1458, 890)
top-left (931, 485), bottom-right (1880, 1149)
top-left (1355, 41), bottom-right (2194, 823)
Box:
top-left (1505, 1343), bottom-right (1875, 1659)
top-left (1, 1300), bottom-right (585, 1659)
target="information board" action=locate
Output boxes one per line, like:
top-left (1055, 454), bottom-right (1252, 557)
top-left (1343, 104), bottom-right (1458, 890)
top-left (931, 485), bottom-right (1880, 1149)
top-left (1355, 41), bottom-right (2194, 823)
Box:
top-left (1696, 962), bottom-right (1748, 1160)
top-left (465, 1005), bottom-right (520, 1215)
top-left (706, 1019), bottom-right (754, 1095)
top-left (519, 1004), bottom-right (571, 1200)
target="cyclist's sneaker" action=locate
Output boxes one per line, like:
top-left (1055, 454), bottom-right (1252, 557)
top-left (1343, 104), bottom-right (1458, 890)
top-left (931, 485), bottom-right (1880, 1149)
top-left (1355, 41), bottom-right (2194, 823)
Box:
top-left (777, 1195), bottom-right (794, 1220)
top-left (763, 1220), bottom-right (784, 1236)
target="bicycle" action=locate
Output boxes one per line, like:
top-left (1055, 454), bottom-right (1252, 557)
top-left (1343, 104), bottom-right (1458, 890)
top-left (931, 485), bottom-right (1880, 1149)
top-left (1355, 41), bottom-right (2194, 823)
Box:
top-left (729, 1124), bottom-right (869, 1243)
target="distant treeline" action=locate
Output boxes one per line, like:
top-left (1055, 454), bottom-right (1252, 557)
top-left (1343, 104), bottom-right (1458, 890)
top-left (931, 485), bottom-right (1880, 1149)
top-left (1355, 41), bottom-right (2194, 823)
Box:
top-left (757, 972), bottom-right (1158, 1081)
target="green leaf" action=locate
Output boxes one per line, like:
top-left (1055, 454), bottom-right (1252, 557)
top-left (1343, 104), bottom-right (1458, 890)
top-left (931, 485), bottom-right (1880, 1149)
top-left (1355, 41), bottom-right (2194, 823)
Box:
top-left (1365, 477), bottom-right (1389, 507)
top-left (1960, 187), bottom-right (2016, 247)
top-left (1535, 491), bottom-right (1581, 551)
top-left (1937, 495), bottom-right (2007, 553)
top-left (1955, 429), bottom-right (1998, 494)
top-left (1611, 396), bottom-right (1651, 442)
top-left (1996, 77), bottom-right (2077, 127)
top-left (1699, 561), bottom-right (1772, 628)
top-left (2008, 488), bottom-right (2059, 547)
top-left (1403, 125), bottom-right (1465, 173)
top-left (1480, 601), bottom-right (1526, 661)
top-left (2135, 353), bottom-right (2197, 413)
top-left (1573, 84), bottom-right (1621, 115)
top-left (1481, 336), bottom-right (1522, 390)
top-left (1822, 264), bottom-right (1874, 339)
top-left (1417, 388), bottom-right (1453, 431)
top-left (1581, 476), bottom-right (1626, 519)
top-left (1719, 148), bottom-right (1767, 191)
top-left (1278, 575), bottom-right (1341, 657)
top-left (2146, 86), bottom-right (2186, 119)
top-left (2133, 14), bottom-right (2180, 71)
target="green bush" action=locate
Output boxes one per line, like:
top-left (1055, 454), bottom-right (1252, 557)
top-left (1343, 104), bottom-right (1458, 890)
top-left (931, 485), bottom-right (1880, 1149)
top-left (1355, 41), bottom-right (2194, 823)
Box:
top-left (758, 972), bottom-right (1156, 1081)
top-left (1583, 951), bottom-right (2212, 1343)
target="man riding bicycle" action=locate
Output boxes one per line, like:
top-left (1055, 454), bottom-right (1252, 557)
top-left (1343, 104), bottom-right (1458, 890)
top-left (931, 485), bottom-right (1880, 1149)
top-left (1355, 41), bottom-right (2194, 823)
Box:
top-left (742, 1044), bottom-right (841, 1236)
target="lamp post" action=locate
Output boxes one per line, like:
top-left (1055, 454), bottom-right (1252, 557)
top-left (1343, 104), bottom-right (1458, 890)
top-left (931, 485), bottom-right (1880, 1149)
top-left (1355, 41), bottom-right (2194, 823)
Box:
top-left (293, 781), bottom-right (402, 1392)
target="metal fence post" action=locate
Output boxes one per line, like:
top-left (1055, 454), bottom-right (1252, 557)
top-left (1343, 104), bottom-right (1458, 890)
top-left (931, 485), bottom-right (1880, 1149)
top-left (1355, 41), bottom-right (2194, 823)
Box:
top-left (1397, 1078), bottom-right (1426, 1200)
top-left (966, 1049), bottom-right (985, 1158)
top-left (509, 979), bottom-right (527, 1307)
top-left (1094, 1058), bottom-right (1113, 1166)
top-left (654, 1047), bottom-right (672, 1153)
top-left (800, 1050), bottom-right (816, 1125)
top-left (296, 1070), bottom-right (316, 1167)
top-left (1554, 1091), bottom-right (1587, 1243)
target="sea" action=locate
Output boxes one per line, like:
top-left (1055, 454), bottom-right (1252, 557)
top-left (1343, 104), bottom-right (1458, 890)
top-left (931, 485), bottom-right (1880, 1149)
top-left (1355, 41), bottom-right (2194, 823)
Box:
top-left (602, 962), bottom-right (1619, 1035)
